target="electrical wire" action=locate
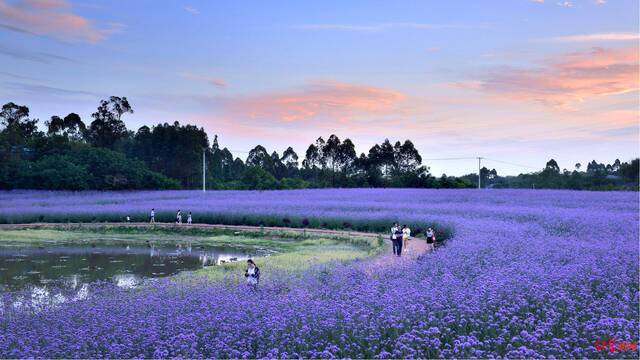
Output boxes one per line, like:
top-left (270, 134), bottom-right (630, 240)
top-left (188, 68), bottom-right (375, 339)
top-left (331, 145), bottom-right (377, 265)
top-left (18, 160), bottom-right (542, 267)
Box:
top-left (483, 157), bottom-right (539, 170)
top-left (422, 157), bottom-right (477, 161)
top-left (221, 149), bottom-right (541, 170)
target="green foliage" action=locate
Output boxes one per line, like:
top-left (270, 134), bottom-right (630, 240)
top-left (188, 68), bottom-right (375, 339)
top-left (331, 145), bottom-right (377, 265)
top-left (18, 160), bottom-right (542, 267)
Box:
top-left (0, 138), bottom-right (180, 190)
top-left (484, 158), bottom-right (639, 190)
top-left (85, 96), bottom-right (132, 149)
top-left (45, 113), bottom-right (85, 140)
top-left (0, 102), bottom-right (40, 144)
top-left (1, 99), bottom-right (637, 191)
top-left (128, 121), bottom-right (209, 188)
top-left (31, 155), bottom-right (89, 190)
top-left (280, 177), bottom-right (310, 189)
top-left (240, 166), bottom-right (279, 190)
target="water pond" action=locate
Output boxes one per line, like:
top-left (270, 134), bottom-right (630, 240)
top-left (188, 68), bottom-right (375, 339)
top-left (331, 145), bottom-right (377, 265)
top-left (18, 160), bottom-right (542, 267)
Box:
top-left (0, 236), bottom-right (272, 292)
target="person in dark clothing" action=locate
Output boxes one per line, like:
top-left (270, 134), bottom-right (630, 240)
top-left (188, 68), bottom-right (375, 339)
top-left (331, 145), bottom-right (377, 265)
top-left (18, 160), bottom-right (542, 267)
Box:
top-left (394, 226), bottom-right (404, 256)
top-left (390, 223), bottom-right (398, 255)
top-left (390, 223), bottom-right (403, 256)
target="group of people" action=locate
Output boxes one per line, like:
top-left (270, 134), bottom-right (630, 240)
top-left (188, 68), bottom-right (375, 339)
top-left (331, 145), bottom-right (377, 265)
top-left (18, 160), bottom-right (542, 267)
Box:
top-left (148, 208), bottom-right (192, 224)
top-left (389, 223), bottom-right (436, 256)
top-left (144, 208), bottom-right (439, 287)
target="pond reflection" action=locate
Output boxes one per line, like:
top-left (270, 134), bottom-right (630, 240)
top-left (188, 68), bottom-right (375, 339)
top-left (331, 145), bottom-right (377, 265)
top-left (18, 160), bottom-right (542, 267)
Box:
top-left (0, 240), bottom-right (269, 292)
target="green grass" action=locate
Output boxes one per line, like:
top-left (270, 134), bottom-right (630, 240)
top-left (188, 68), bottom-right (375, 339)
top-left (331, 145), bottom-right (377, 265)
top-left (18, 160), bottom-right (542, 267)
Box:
top-left (0, 225), bottom-right (383, 250)
top-left (186, 239), bottom-right (374, 283)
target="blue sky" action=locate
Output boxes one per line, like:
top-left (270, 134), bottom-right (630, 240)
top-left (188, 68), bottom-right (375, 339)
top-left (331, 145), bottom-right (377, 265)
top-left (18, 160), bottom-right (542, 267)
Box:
top-left (1, 0), bottom-right (638, 175)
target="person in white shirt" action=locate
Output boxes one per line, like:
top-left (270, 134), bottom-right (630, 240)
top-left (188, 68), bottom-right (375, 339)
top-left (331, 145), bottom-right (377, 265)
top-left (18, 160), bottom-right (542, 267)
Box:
top-left (187, 212), bottom-right (192, 225)
top-left (426, 227), bottom-right (435, 249)
top-left (244, 259), bottom-right (260, 290)
top-left (402, 224), bottom-right (411, 252)
top-left (150, 208), bottom-right (155, 223)
top-left (176, 210), bottom-right (182, 224)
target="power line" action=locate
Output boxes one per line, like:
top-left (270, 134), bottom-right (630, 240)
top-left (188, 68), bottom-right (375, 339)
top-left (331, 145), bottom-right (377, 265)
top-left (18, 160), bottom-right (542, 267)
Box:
top-left (216, 147), bottom-right (542, 175)
top-left (421, 156), bottom-right (539, 170)
top-left (483, 157), bottom-right (539, 170)
top-left (422, 157), bottom-right (477, 161)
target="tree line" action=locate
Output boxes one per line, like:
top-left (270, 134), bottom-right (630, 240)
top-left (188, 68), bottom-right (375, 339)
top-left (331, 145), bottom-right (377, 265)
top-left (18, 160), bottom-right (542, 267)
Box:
top-left (465, 158), bottom-right (639, 191)
top-left (0, 98), bottom-right (637, 191)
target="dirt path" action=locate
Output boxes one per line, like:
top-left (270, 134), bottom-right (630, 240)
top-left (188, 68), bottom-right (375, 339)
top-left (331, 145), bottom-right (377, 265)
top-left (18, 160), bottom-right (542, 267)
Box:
top-left (0, 222), bottom-right (432, 265)
top-left (0, 222), bottom-right (383, 238)
top-left (368, 236), bottom-right (432, 271)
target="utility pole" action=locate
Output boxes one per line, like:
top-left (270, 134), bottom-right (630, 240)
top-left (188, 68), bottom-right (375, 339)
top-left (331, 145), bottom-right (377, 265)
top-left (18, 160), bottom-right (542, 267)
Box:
top-left (477, 157), bottom-right (483, 189)
top-left (202, 148), bottom-right (206, 193)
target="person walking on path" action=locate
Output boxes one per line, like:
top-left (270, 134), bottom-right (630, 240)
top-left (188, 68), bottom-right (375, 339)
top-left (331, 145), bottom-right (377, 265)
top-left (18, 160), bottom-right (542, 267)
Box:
top-left (390, 223), bottom-right (400, 256)
top-left (394, 226), bottom-right (404, 256)
top-left (244, 259), bottom-right (260, 290)
top-left (150, 208), bottom-right (155, 223)
top-left (402, 224), bottom-right (411, 253)
top-left (187, 212), bottom-right (192, 225)
top-left (426, 227), bottom-right (436, 250)
top-left (391, 223), bottom-right (404, 256)
top-left (176, 210), bottom-right (182, 224)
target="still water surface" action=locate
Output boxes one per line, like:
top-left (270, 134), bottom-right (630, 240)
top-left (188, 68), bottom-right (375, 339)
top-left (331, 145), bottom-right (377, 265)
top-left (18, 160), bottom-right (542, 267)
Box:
top-left (0, 240), bottom-right (270, 292)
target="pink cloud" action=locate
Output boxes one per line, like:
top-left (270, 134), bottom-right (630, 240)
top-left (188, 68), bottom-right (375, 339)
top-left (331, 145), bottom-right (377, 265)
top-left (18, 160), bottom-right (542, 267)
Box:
top-left (219, 80), bottom-right (406, 123)
top-left (21, 0), bottom-right (68, 8)
top-left (471, 46), bottom-right (639, 109)
top-left (546, 32), bottom-right (639, 42)
top-left (0, 0), bottom-right (119, 42)
top-left (207, 78), bottom-right (226, 87)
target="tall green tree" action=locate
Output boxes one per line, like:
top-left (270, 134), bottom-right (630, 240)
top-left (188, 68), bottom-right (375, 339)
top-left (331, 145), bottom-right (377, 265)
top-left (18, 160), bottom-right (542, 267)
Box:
top-left (302, 137), bottom-right (326, 171)
top-left (85, 97), bottom-right (132, 148)
top-left (281, 147), bottom-right (299, 178)
top-left (269, 151), bottom-right (286, 179)
top-left (544, 159), bottom-right (560, 174)
top-left (393, 140), bottom-right (425, 176)
top-left (368, 139), bottom-right (395, 178)
top-left (130, 121), bottom-right (209, 187)
top-left (0, 102), bottom-right (39, 145)
top-left (246, 145), bottom-right (271, 168)
top-left (46, 113), bottom-right (86, 140)
top-left (479, 167), bottom-right (498, 187)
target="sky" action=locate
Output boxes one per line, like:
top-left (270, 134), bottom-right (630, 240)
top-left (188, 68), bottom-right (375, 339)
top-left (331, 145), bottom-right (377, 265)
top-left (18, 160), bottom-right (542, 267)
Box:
top-left (0, 0), bottom-right (638, 176)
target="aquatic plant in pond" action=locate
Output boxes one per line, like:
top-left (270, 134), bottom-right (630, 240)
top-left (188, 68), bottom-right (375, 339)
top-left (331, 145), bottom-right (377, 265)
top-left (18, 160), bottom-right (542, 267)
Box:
top-left (0, 189), bottom-right (638, 358)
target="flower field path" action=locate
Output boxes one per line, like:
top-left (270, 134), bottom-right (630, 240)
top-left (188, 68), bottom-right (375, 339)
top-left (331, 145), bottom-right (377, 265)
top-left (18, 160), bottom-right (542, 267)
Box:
top-left (0, 221), bottom-right (381, 239)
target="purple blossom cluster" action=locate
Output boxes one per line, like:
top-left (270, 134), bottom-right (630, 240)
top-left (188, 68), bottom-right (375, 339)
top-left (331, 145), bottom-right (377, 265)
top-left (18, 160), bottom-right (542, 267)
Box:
top-left (0, 189), bottom-right (638, 358)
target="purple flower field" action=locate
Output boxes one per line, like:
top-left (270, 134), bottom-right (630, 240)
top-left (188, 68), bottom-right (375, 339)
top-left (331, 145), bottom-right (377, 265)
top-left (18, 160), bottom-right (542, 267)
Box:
top-left (0, 189), bottom-right (638, 358)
